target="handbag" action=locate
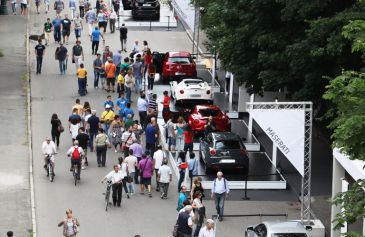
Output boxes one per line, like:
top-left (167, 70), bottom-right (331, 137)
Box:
top-left (172, 220), bottom-right (179, 237)
top-left (58, 120), bottom-right (64, 133)
top-left (122, 133), bottom-right (133, 151)
top-left (179, 162), bottom-right (188, 169)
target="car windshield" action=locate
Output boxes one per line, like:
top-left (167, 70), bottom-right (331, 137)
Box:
top-left (169, 57), bottom-right (192, 64)
top-left (215, 140), bottom-right (241, 149)
top-left (272, 234), bottom-right (308, 237)
top-left (184, 80), bottom-right (203, 85)
top-left (199, 109), bottom-right (220, 117)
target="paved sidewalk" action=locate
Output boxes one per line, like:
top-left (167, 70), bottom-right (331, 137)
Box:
top-left (0, 15), bottom-right (32, 237)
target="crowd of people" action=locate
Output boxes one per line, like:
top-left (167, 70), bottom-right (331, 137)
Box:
top-left (31, 0), bottom-right (232, 236)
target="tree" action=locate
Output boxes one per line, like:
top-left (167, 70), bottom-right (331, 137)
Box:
top-left (194, 0), bottom-right (364, 108)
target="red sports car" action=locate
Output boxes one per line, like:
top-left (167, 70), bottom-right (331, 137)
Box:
top-left (162, 52), bottom-right (197, 82)
top-left (188, 105), bottom-right (231, 133)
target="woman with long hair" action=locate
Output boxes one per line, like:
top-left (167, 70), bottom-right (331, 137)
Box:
top-left (51, 113), bottom-right (62, 148)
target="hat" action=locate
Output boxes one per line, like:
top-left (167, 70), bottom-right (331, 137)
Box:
top-left (206, 219), bottom-right (214, 224)
top-left (105, 104), bottom-right (111, 109)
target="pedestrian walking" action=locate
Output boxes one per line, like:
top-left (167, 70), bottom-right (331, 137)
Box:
top-left (82, 107), bottom-right (92, 128)
top-left (129, 140), bottom-right (142, 184)
top-left (76, 127), bottom-right (89, 169)
top-left (188, 153), bottom-right (198, 181)
top-left (198, 219), bottom-right (215, 237)
top-left (109, 115), bottom-right (123, 152)
top-left (211, 171), bottom-right (229, 221)
top-left (97, 9), bottom-right (107, 33)
top-left (153, 145), bottom-right (164, 192)
top-left (35, 39), bottom-right (45, 74)
top-left (144, 49), bottom-right (153, 78)
top-left (113, 49), bottom-right (122, 77)
top-left (109, 9), bottom-right (117, 33)
top-left (121, 125), bottom-right (136, 157)
top-left (11, 0), bottom-right (17, 15)
top-left (124, 69), bottom-right (134, 102)
top-left (69, 107), bottom-right (82, 126)
top-left (177, 205), bottom-right (193, 237)
top-left (85, 8), bottom-right (96, 35)
top-left (176, 116), bottom-right (186, 151)
top-left (52, 15), bottom-right (62, 43)
top-left (132, 55), bottom-right (143, 93)
top-left (161, 90), bottom-right (171, 123)
top-left (121, 56), bottom-right (130, 75)
top-left (94, 127), bottom-right (110, 167)
top-left (57, 209), bottom-right (80, 237)
top-left (102, 46), bottom-right (114, 64)
top-left (117, 70), bottom-right (125, 93)
top-left (183, 124), bottom-right (194, 155)
top-left (76, 63), bottom-right (87, 96)
top-left (192, 191), bottom-right (205, 237)
top-left (190, 176), bottom-right (204, 201)
top-left (147, 63), bottom-right (156, 91)
top-left (102, 165), bottom-right (124, 206)
top-left (123, 105), bottom-right (134, 124)
top-left (74, 14), bottom-right (83, 41)
top-left (61, 14), bottom-right (72, 44)
top-left (100, 104), bottom-right (115, 134)
top-left (72, 40), bottom-right (84, 70)
top-left (125, 149), bottom-right (137, 194)
top-left (20, 0), bottom-right (28, 15)
top-left (138, 153), bottom-right (153, 197)
top-left (118, 156), bottom-right (130, 198)
top-left (93, 53), bottom-right (103, 88)
top-left (105, 58), bottom-right (116, 92)
top-left (51, 113), bottom-right (62, 148)
top-left (158, 159), bottom-right (172, 199)
top-left (147, 93), bottom-right (158, 116)
top-left (44, 18), bottom-right (53, 45)
top-left (54, 0), bottom-right (64, 15)
top-left (35, 0), bottom-right (41, 14)
top-left (78, 0), bottom-right (84, 17)
top-left (55, 42), bottom-right (68, 75)
top-left (69, 0), bottom-right (76, 19)
top-left (119, 23), bottom-right (128, 52)
top-left (145, 118), bottom-right (157, 157)
top-left (166, 115), bottom-right (176, 151)
top-left (177, 151), bottom-right (188, 192)
top-left (91, 26), bottom-right (105, 55)
top-left (44, 0), bottom-right (50, 13)
top-left (66, 140), bottom-right (84, 179)
top-left (116, 92), bottom-right (128, 117)
top-left (72, 98), bottom-right (83, 116)
top-left (86, 109), bottom-right (100, 151)
top-left (111, 0), bottom-right (119, 15)
top-left (137, 91), bottom-right (148, 128)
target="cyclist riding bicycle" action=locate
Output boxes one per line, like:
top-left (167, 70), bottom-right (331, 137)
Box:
top-left (41, 137), bottom-right (57, 174)
top-left (67, 140), bottom-right (84, 180)
top-left (101, 164), bottom-right (124, 207)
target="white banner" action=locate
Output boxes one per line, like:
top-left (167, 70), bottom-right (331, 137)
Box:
top-left (250, 109), bottom-right (305, 176)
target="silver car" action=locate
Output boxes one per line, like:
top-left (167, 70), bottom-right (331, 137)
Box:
top-left (245, 221), bottom-right (311, 237)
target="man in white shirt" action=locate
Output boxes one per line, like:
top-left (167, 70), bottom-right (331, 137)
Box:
top-left (157, 159), bottom-right (172, 199)
top-left (124, 149), bottom-right (138, 194)
top-left (137, 92), bottom-right (148, 128)
top-left (198, 219), bottom-right (215, 237)
top-left (102, 165), bottom-right (124, 206)
top-left (66, 140), bottom-right (84, 180)
top-left (153, 145), bottom-right (164, 192)
top-left (41, 137), bottom-right (57, 170)
top-left (211, 171), bottom-right (229, 222)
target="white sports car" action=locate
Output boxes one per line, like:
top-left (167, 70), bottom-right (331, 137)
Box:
top-left (170, 78), bottom-right (213, 105)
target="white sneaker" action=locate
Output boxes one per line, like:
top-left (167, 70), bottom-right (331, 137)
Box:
top-left (115, 150), bottom-right (117, 153)
top-left (81, 166), bottom-right (86, 170)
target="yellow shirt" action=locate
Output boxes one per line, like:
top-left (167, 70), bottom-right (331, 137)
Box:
top-left (117, 74), bottom-right (125, 84)
top-left (77, 68), bottom-right (87, 79)
top-left (101, 110), bottom-right (115, 123)
top-left (72, 104), bottom-right (83, 117)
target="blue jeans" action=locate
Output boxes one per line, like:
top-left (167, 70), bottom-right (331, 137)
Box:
top-left (94, 70), bottom-right (100, 87)
top-left (89, 131), bottom-right (97, 150)
top-left (103, 122), bottom-right (111, 134)
top-left (134, 76), bottom-right (142, 93)
top-left (214, 192), bottom-right (226, 218)
top-left (78, 78), bottom-right (87, 96)
top-left (125, 86), bottom-right (131, 102)
top-left (115, 66), bottom-right (121, 78)
top-left (128, 172), bottom-right (135, 193)
top-left (58, 59), bottom-right (66, 74)
top-left (54, 26), bottom-right (61, 42)
top-left (75, 28), bottom-right (81, 38)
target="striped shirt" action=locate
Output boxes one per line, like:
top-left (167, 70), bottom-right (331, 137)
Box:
top-left (148, 99), bottom-right (158, 114)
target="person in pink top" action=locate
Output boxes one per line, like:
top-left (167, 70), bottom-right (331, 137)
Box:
top-left (143, 49), bottom-right (153, 79)
top-left (138, 152), bottom-right (154, 197)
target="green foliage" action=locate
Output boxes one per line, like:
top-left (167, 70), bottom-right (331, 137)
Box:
top-left (332, 179), bottom-right (365, 237)
top-left (194, 0), bottom-right (365, 106)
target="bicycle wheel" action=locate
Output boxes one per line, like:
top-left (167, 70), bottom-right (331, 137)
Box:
top-left (105, 190), bottom-right (110, 211)
top-left (73, 165), bottom-right (77, 186)
top-left (49, 164), bottom-right (54, 182)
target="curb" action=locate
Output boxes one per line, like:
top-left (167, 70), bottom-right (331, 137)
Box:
top-left (26, 4), bottom-right (37, 237)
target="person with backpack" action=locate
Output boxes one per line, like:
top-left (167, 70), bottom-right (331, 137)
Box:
top-left (66, 140), bottom-right (85, 180)
top-left (211, 171), bottom-right (229, 222)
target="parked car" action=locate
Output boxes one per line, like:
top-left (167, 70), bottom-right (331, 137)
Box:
top-left (188, 105), bottom-right (231, 133)
top-left (162, 52), bottom-right (197, 82)
top-left (199, 132), bottom-right (249, 174)
top-left (131, 0), bottom-right (160, 20)
top-left (170, 78), bottom-right (212, 105)
top-left (245, 221), bottom-right (311, 237)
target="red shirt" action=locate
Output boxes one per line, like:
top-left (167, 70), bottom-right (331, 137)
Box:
top-left (144, 54), bottom-right (153, 65)
top-left (184, 131), bottom-right (194, 143)
top-left (163, 96), bottom-right (171, 108)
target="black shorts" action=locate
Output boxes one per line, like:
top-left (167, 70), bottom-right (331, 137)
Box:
top-left (62, 30), bottom-right (70, 37)
top-left (21, 3), bottom-right (27, 9)
top-left (142, 177), bottom-right (151, 186)
top-left (106, 77), bottom-right (115, 86)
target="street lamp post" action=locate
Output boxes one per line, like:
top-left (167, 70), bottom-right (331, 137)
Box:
top-left (0, 0), bottom-right (9, 15)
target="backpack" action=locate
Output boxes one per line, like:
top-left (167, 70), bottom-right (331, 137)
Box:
top-left (72, 146), bottom-right (81, 160)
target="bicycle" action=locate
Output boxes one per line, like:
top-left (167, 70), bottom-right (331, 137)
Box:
top-left (45, 153), bottom-right (57, 182)
top-left (103, 180), bottom-right (112, 211)
top-left (72, 162), bottom-right (79, 186)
